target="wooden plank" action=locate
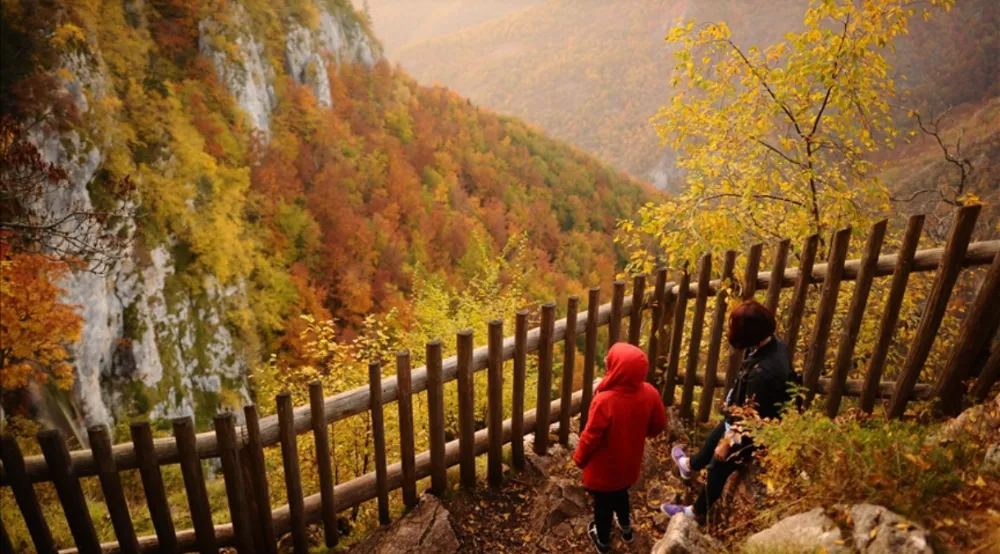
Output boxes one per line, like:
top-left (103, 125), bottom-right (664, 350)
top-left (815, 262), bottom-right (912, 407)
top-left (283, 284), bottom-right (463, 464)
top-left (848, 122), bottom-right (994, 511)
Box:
top-left (487, 320), bottom-right (505, 487)
top-left (426, 340), bottom-right (447, 495)
top-left (88, 425), bottom-right (140, 554)
top-left (861, 215), bottom-right (924, 413)
top-left (783, 234), bottom-right (820, 365)
top-left (0, 435), bottom-right (56, 553)
top-left (725, 244), bottom-right (763, 389)
top-left (698, 250), bottom-right (736, 422)
top-left (656, 289), bottom-right (677, 379)
top-left (935, 249), bottom-right (1000, 414)
top-left (130, 422), bottom-right (178, 554)
top-left (535, 302), bottom-right (556, 454)
top-left (609, 280), bottom-right (626, 344)
top-left (456, 330), bottom-right (476, 489)
top-left (826, 220), bottom-right (888, 417)
top-left (888, 205), bottom-right (982, 418)
top-left (0, 516), bottom-right (12, 554)
top-left (802, 227), bottom-right (852, 407)
top-left (310, 380), bottom-right (339, 543)
top-left (680, 254), bottom-right (712, 420)
top-left (766, 239), bottom-right (791, 313)
top-left (662, 270), bottom-right (691, 405)
top-left (678, 372), bottom-right (932, 400)
top-left (369, 361), bottom-right (391, 525)
top-left (214, 413), bottom-right (253, 554)
top-left (242, 406), bottom-right (277, 554)
top-left (277, 393), bottom-right (309, 553)
top-left (559, 296), bottom-right (579, 445)
top-left (239, 443), bottom-right (266, 553)
top-left (971, 345), bottom-right (1000, 402)
top-left (628, 274), bottom-right (647, 346)
top-left (511, 311), bottom-right (528, 471)
top-left (172, 417), bottom-right (216, 554)
top-left (581, 288), bottom-right (600, 431)
top-left (395, 351), bottom-right (418, 508)
top-left (646, 268), bottom-right (668, 382)
top-left (37, 430), bottom-right (100, 553)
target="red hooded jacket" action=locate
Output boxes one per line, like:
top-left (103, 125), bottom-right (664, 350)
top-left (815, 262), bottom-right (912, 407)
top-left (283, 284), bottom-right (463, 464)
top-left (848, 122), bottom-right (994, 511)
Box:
top-left (573, 343), bottom-right (667, 491)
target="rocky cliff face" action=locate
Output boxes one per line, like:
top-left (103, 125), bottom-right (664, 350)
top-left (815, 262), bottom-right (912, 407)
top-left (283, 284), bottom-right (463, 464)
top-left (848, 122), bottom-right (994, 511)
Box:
top-left (39, 1), bottom-right (380, 434)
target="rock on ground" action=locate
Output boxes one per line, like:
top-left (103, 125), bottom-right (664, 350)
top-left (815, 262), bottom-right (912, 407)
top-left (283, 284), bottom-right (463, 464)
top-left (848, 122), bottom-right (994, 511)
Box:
top-left (528, 478), bottom-right (590, 530)
top-left (851, 504), bottom-right (933, 554)
top-left (651, 514), bottom-right (722, 554)
top-left (982, 444), bottom-right (1000, 476)
top-left (351, 494), bottom-right (459, 554)
top-left (744, 508), bottom-right (850, 554)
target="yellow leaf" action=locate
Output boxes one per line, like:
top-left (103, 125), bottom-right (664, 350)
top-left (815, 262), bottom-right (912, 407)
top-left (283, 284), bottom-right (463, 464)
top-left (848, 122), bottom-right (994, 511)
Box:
top-left (869, 527), bottom-right (879, 539)
top-left (975, 476), bottom-right (987, 488)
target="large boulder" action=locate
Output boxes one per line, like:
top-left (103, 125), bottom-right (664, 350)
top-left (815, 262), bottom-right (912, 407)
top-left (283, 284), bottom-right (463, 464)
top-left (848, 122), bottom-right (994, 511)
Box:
top-left (850, 504), bottom-right (933, 554)
top-left (528, 478), bottom-right (590, 531)
top-left (744, 508), bottom-right (850, 554)
top-left (351, 494), bottom-right (459, 554)
top-left (651, 514), bottom-right (722, 554)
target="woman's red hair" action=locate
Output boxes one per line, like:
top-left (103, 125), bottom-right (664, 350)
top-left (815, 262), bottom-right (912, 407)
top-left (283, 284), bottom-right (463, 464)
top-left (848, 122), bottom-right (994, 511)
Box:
top-left (727, 300), bottom-right (776, 349)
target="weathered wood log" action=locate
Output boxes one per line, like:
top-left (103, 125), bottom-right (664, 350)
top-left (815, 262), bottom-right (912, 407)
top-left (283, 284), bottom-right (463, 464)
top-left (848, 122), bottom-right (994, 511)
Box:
top-left (239, 441), bottom-right (265, 552)
top-left (0, 434), bottom-right (56, 554)
top-left (609, 280), bottom-right (626, 344)
top-left (934, 250), bottom-right (1000, 414)
top-left (680, 254), bottom-right (712, 420)
top-left (559, 296), bottom-right (579, 445)
top-left (677, 372), bottom-right (932, 400)
top-left (889, 205), bottom-right (982, 418)
top-left (310, 380), bottom-right (339, 543)
top-left (784, 234), bottom-right (820, 364)
top-left (369, 361), bottom-right (391, 524)
top-left (173, 417), bottom-right (216, 554)
top-left (457, 330), bottom-right (476, 489)
top-left (802, 228), bottom-right (852, 407)
top-left (395, 351), bottom-right (417, 508)
top-left (971, 345), bottom-right (1000, 401)
top-left (535, 303), bottom-right (556, 454)
top-left (655, 284), bottom-right (677, 383)
top-left (698, 250), bottom-right (736, 423)
top-left (214, 413), bottom-right (253, 554)
top-left (488, 320), bottom-right (505, 487)
top-left (647, 267), bottom-right (668, 382)
top-left (861, 215), bottom-right (924, 413)
top-left (725, 244), bottom-right (763, 390)
top-left (628, 275), bottom-right (646, 346)
top-left (426, 340), bottom-right (447, 495)
top-left (277, 393), bottom-right (308, 553)
top-left (242, 406), bottom-right (277, 554)
top-left (38, 430), bottom-right (101, 553)
top-left (662, 270), bottom-right (690, 405)
top-left (511, 311), bottom-right (528, 470)
top-left (581, 288), bottom-right (600, 431)
top-left (89, 425), bottom-right (139, 554)
top-left (130, 422), bottom-right (178, 554)
top-left (766, 239), bottom-right (791, 313)
top-left (826, 220), bottom-right (888, 417)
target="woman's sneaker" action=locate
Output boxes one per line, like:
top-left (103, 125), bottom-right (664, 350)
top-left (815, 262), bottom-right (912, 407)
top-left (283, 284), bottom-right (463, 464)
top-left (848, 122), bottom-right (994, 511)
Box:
top-left (615, 516), bottom-right (634, 544)
top-left (672, 446), bottom-right (692, 480)
top-left (587, 521), bottom-right (611, 554)
top-left (660, 503), bottom-right (694, 518)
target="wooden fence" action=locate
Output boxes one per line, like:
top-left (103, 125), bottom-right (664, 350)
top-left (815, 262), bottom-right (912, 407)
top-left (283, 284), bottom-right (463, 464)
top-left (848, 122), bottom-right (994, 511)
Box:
top-left (2, 205), bottom-right (999, 553)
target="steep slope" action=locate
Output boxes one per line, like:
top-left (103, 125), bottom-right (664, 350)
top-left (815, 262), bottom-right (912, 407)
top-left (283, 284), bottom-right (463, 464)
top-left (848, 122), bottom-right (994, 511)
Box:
top-left (0, 0), bottom-right (652, 431)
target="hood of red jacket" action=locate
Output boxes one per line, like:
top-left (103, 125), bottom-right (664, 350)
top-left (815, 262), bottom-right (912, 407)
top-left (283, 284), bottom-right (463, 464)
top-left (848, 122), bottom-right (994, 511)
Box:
top-left (597, 343), bottom-right (648, 393)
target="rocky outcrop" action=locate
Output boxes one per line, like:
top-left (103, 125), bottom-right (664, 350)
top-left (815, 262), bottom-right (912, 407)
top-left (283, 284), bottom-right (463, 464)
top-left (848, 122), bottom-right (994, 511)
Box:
top-left (744, 508), bottom-right (850, 554)
top-left (285, 10), bottom-right (379, 108)
top-left (983, 444), bottom-right (1000, 476)
top-left (651, 514), bottom-right (722, 554)
top-left (851, 504), bottom-right (933, 554)
top-left (352, 495), bottom-right (459, 554)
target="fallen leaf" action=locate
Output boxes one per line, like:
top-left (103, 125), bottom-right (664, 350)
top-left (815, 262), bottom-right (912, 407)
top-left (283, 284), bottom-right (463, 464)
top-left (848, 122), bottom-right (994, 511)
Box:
top-left (975, 476), bottom-right (987, 487)
top-left (869, 527), bottom-right (879, 539)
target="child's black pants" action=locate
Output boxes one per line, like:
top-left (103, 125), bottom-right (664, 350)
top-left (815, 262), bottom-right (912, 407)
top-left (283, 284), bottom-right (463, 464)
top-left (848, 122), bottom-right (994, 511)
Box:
top-left (587, 487), bottom-right (631, 544)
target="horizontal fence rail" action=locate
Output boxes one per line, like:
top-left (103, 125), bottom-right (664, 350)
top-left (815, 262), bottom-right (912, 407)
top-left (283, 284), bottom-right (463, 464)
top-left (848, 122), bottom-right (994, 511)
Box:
top-left (3, 206), bottom-right (999, 554)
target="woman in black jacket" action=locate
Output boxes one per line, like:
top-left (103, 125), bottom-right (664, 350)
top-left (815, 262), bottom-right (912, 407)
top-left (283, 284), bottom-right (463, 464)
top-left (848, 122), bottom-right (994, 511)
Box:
top-left (661, 299), bottom-right (796, 520)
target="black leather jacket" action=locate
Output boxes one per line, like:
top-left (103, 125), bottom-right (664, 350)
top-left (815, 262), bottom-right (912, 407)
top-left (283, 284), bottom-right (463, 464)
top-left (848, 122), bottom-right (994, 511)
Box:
top-left (724, 336), bottom-right (795, 422)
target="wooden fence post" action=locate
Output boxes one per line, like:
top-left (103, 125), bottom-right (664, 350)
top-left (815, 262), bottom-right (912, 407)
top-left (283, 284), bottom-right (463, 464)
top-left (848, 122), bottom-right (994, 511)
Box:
top-left (243, 406), bottom-right (278, 554)
top-left (172, 417), bottom-right (216, 554)
top-left (457, 330), bottom-right (476, 489)
top-left (826, 220), bottom-right (888, 417)
top-left (488, 320), bottom-right (505, 487)
top-left (699, 250), bottom-right (737, 422)
top-left (971, 346), bottom-right (1000, 402)
top-left (861, 215), bottom-right (924, 413)
top-left (559, 296), bottom-right (579, 445)
top-left (888, 205), bottom-right (981, 418)
top-left (581, 288), bottom-right (600, 431)
top-left (310, 381), bottom-right (339, 543)
top-left (89, 424), bottom-right (140, 554)
top-left (802, 227), bottom-right (852, 407)
top-left (396, 351), bottom-right (418, 508)
top-left (766, 239), bottom-right (791, 314)
top-left (628, 275), bottom-right (647, 346)
top-left (0, 435), bottom-right (56, 554)
top-left (277, 393), bottom-right (309, 553)
top-left (214, 413), bottom-right (253, 554)
top-left (369, 361), bottom-right (391, 525)
top-left (934, 249), bottom-right (1000, 414)
top-left (784, 234), bottom-right (820, 365)
top-left (647, 268), bottom-right (668, 382)
top-left (535, 302), bottom-right (556, 454)
top-left (662, 270), bottom-right (690, 405)
top-left (37, 430), bottom-right (101, 553)
top-left (725, 244), bottom-right (763, 390)
top-left (511, 311), bottom-right (528, 471)
top-left (1, 518), bottom-right (12, 554)
top-left (680, 254), bottom-right (712, 420)
top-left (130, 422), bottom-right (179, 554)
top-left (427, 340), bottom-right (447, 495)
top-left (609, 281), bottom-right (625, 345)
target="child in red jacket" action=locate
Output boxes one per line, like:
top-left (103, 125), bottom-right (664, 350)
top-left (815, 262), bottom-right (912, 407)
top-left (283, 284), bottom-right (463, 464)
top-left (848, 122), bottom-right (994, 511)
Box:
top-left (574, 342), bottom-right (667, 553)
